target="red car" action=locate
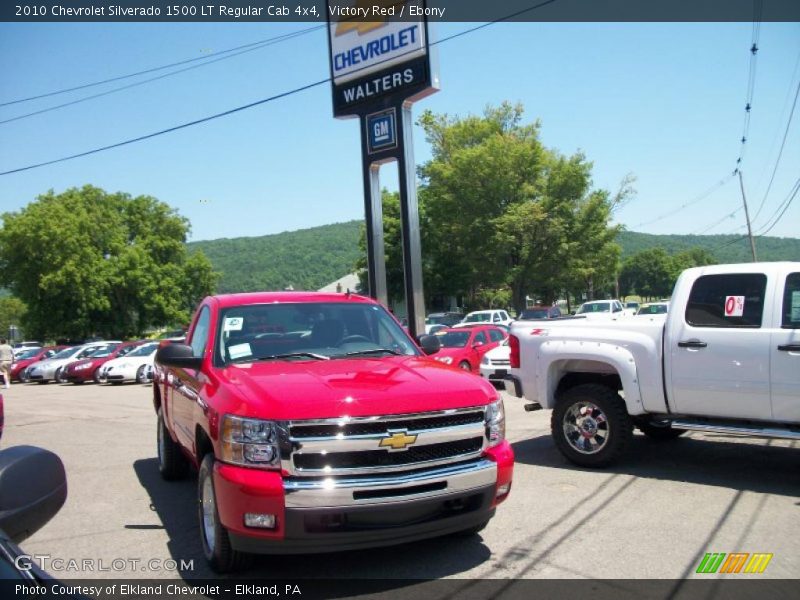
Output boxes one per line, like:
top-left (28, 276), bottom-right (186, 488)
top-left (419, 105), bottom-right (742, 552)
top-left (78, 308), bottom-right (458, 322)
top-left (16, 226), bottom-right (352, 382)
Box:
top-left (432, 325), bottom-right (508, 372)
top-left (153, 291), bottom-right (514, 572)
top-left (64, 341), bottom-right (143, 384)
top-left (11, 346), bottom-right (66, 383)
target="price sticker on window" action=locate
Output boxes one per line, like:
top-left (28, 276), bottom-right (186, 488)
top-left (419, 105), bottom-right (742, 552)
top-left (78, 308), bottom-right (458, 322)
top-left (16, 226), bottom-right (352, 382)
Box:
top-left (724, 295), bottom-right (745, 317)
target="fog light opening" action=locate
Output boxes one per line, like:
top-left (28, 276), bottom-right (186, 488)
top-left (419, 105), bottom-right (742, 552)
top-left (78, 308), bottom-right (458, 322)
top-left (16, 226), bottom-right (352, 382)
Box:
top-left (244, 513), bottom-right (276, 529)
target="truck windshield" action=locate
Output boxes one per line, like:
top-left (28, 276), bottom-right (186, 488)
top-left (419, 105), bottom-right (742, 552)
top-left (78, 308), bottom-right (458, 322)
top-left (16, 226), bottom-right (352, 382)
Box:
top-left (577, 302), bottom-right (611, 314)
top-left (216, 302), bottom-right (420, 364)
top-left (464, 313), bottom-right (491, 323)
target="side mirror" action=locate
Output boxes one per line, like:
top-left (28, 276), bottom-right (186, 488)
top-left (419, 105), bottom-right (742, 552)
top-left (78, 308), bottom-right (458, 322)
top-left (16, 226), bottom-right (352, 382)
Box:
top-left (472, 341), bottom-right (485, 349)
top-left (0, 446), bottom-right (67, 543)
top-left (155, 343), bottom-right (202, 370)
top-left (417, 335), bottom-right (441, 355)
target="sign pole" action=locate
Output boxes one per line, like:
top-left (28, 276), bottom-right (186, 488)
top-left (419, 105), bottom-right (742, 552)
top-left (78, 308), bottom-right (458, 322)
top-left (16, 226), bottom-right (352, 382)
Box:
top-left (395, 102), bottom-right (426, 338)
top-left (327, 0), bottom-right (438, 339)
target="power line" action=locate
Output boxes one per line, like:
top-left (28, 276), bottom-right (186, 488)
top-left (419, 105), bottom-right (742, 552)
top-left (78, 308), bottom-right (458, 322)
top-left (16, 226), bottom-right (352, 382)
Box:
top-left (754, 176), bottom-right (800, 236)
top-left (0, 25), bottom-right (325, 108)
top-left (0, 79), bottom-right (330, 176)
top-left (0, 0), bottom-right (562, 178)
top-left (750, 75), bottom-right (800, 223)
top-left (633, 174), bottom-right (734, 229)
top-left (0, 28), bottom-right (321, 126)
top-left (692, 207), bottom-right (743, 235)
top-left (734, 0), bottom-right (762, 169)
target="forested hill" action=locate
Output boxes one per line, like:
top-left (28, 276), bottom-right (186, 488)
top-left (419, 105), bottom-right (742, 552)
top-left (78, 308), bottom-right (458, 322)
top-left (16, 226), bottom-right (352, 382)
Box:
top-left (189, 221), bottom-right (800, 293)
top-left (188, 221), bottom-right (362, 293)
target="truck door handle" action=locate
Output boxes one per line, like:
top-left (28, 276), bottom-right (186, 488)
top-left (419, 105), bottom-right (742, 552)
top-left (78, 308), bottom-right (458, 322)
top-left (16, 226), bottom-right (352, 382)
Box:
top-left (678, 340), bottom-right (707, 348)
top-left (778, 344), bottom-right (800, 352)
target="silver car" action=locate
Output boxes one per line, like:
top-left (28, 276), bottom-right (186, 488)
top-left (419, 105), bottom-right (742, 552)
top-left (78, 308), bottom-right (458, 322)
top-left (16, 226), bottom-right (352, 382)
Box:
top-left (27, 342), bottom-right (121, 384)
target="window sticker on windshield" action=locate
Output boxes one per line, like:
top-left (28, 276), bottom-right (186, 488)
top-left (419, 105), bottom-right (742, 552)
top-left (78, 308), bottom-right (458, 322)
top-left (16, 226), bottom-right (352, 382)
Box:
top-left (724, 295), bottom-right (745, 317)
top-left (228, 343), bottom-right (252, 359)
top-left (224, 317), bottom-right (244, 331)
top-left (792, 291), bottom-right (800, 321)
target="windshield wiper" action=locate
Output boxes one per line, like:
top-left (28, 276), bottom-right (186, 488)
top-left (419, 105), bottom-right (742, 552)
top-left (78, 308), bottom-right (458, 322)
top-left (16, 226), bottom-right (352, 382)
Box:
top-left (233, 352), bottom-right (331, 363)
top-left (342, 348), bottom-right (403, 357)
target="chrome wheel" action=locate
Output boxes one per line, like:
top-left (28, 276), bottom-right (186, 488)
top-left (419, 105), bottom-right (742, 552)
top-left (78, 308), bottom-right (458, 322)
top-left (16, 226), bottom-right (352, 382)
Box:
top-left (201, 476), bottom-right (217, 552)
top-left (563, 401), bottom-right (610, 455)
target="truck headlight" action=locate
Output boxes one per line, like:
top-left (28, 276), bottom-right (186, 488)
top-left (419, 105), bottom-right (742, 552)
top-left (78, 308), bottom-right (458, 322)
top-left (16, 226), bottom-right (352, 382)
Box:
top-left (485, 399), bottom-right (505, 447)
top-left (221, 415), bottom-right (280, 469)
top-left (481, 356), bottom-right (491, 366)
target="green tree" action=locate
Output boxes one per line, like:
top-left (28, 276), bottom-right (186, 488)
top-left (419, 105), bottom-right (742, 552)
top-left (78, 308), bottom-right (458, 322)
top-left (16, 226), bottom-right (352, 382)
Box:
top-left (619, 247), bottom-right (675, 300)
top-left (0, 186), bottom-right (218, 339)
top-left (0, 296), bottom-right (27, 340)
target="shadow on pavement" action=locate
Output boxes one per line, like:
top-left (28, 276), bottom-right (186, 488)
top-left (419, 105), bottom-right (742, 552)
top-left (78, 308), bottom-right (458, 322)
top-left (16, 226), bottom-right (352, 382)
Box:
top-left (133, 458), bottom-right (492, 583)
top-left (511, 431), bottom-right (799, 496)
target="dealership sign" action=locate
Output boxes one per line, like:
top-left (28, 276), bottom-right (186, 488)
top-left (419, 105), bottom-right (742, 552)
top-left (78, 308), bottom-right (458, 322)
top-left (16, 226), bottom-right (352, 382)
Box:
top-left (327, 0), bottom-right (436, 117)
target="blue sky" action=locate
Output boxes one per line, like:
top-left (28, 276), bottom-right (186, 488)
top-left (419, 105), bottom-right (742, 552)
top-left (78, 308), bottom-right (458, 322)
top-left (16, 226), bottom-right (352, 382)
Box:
top-left (0, 21), bottom-right (798, 242)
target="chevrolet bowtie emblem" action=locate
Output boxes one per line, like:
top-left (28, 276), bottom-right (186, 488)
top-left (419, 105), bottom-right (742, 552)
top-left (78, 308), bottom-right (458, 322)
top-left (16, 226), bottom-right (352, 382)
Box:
top-left (379, 431), bottom-right (418, 450)
top-left (334, 0), bottom-right (400, 36)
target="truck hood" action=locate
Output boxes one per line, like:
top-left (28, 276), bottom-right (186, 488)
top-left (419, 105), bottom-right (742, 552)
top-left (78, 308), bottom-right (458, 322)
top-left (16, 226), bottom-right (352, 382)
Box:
top-left (215, 356), bottom-right (497, 420)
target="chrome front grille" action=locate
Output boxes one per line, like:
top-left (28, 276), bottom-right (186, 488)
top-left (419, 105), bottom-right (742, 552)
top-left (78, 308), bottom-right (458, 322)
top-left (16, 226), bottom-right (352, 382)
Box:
top-left (282, 407), bottom-right (488, 476)
top-left (492, 359), bottom-right (510, 366)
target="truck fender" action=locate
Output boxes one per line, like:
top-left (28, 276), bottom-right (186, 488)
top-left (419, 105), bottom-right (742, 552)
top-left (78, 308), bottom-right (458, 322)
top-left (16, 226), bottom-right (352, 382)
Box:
top-left (536, 339), bottom-right (646, 416)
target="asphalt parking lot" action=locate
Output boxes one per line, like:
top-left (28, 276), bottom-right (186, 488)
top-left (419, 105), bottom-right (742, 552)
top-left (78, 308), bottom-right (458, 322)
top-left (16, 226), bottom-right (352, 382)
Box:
top-left (1, 380), bottom-right (797, 582)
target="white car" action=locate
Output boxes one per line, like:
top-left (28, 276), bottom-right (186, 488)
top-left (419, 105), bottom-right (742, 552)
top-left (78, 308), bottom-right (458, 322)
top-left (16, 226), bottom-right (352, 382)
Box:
top-left (101, 342), bottom-right (159, 384)
top-left (575, 300), bottom-right (632, 320)
top-left (27, 342), bottom-right (121, 383)
top-left (479, 339), bottom-right (510, 384)
top-left (453, 309), bottom-right (513, 328)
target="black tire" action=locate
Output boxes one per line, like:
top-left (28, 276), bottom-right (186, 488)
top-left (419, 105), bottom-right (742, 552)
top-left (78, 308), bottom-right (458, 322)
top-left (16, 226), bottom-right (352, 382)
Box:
top-left (19, 370), bottom-right (30, 383)
top-left (197, 454), bottom-right (252, 574)
top-left (93, 368), bottom-right (104, 384)
top-left (157, 409), bottom-right (188, 481)
top-left (136, 364), bottom-right (148, 384)
top-left (551, 383), bottom-right (633, 468)
top-left (55, 368), bottom-right (67, 384)
top-left (458, 360), bottom-right (472, 371)
top-left (637, 420), bottom-right (687, 441)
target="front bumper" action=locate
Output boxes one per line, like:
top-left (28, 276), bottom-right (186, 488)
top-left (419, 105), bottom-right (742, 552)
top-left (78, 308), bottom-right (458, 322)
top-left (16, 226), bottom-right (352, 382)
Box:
top-left (215, 441), bottom-right (514, 555)
top-left (479, 365), bottom-right (509, 383)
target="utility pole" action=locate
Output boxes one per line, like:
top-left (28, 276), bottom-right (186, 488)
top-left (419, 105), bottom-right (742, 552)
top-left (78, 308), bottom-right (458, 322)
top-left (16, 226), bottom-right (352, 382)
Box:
top-left (737, 170), bottom-right (758, 262)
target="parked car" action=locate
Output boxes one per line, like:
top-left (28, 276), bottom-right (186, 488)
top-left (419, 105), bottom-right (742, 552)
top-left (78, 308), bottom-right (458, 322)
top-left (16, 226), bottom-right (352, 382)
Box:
top-left (454, 310), bottom-right (513, 328)
top-left (433, 325), bottom-right (508, 372)
top-left (10, 346), bottom-right (65, 383)
top-left (12, 342), bottom-right (42, 359)
top-left (425, 323), bottom-right (448, 335)
top-left (518, 305), bottom-right (562, 320)
top-left (636, 301), bottom-right (670, 315)
top-left (27, 342), bottom-right (120, 384)
top-left (505, 262), bottom-right (800, 467)
top-left (424, 312), bottom-right (464, 332)
top-left (575, 300), bottom-right (630, 319)
top-left (63, 341), bottom-right (143, 384)
top-left (101, 342), bottom-right (159, 384)
top-left (480, 339), bottom-right (511, 384)
top-left (154, 291), bottom-right (513, 573)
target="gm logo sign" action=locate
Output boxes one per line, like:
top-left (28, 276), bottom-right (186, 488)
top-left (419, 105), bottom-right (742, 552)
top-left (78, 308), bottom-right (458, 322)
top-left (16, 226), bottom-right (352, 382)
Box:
top-left (366, 108), bottom-right (397, 154)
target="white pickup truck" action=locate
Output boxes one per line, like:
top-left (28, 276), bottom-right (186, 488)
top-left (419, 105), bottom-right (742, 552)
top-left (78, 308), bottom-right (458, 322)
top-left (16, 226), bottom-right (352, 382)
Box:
top-left (505, 262), bottom-right (800, 467)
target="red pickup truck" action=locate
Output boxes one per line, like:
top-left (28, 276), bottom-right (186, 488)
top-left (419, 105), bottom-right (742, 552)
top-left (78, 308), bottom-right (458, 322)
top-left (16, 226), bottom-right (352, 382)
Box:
top-left (154, 292), bottom-right (514, 572)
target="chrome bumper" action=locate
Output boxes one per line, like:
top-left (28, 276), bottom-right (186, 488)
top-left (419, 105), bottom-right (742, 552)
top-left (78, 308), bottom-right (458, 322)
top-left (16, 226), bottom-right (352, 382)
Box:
top-left (283, 458), bottom-right (497, 508)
